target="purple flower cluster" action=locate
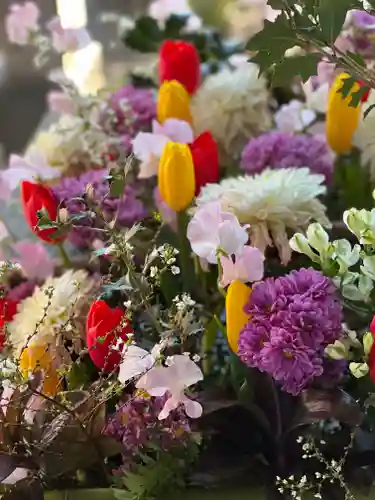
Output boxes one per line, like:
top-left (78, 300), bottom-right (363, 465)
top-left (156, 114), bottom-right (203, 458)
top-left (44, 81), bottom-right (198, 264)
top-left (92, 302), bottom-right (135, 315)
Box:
top-left (240, 131), bottom-right (334, 183)
top-left (104, 395), bottom-right (191, 463)
top-left (238, 268), bottom-right (343, 396)
top-left (102, 85), bottom-right (156, 152)
top-left (347, 10), bottom-right (375, 57)
top-left (53, 169), bottom-right (148, 249)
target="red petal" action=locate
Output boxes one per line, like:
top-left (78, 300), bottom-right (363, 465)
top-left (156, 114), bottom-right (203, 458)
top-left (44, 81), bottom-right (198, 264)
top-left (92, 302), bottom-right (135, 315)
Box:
top-left (369, 344), bottom-right (375, 383)
top-left (190, 131), bottom-right (220, 195)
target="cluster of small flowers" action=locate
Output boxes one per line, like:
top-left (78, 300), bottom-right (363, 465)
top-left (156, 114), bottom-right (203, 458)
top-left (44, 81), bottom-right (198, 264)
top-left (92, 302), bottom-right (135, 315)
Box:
top-left (238, 268), bottom-right (343, 395)
top-left (173, 294), bottom-right (196, 313)
top-left (149, 245), bottom-right (180, 278)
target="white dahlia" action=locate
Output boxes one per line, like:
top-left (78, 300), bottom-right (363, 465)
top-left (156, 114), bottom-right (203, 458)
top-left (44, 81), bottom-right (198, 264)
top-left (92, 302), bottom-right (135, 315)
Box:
top-left (195, 168), bottom-right (331, 264)
top-left (8, 269), bottom-right (94, 358)
top-left (191, 63), bottom-right (272, 163)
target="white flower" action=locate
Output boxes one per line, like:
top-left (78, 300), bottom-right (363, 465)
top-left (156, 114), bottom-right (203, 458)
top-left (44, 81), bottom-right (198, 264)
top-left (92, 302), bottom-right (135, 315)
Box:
top-left (136, 354), bottom-right (203, 419)
top-left (8, 270), bottom-right (93, 357)
top-left (118, 345), bottom-right (155, 384)
top-left (302, 80), bottom-right (330, 114)
top-left (353, 92), bottom-right (375, 181)
top-left (191, 64), bottom-right (272, 163)
top-left (196, 168), bottom-right (330, 264)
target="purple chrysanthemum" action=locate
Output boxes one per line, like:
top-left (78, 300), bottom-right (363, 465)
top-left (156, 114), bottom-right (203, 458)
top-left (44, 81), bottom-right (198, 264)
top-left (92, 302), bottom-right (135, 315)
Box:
top-left (104, 395), bottom-right (191, 465)
top-left (238, 268), bottom-right (343, 396)
top-left (240, 131), bottom-right (334, 183)
top-left (101, 85), bottom-right (156, 151)
top-left (53, 169), bottom-right (148, 249)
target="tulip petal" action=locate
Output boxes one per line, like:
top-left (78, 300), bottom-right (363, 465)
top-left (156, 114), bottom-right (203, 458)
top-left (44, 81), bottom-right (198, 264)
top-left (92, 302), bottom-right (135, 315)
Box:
top-left (226, 280), bottom-right (251, 353)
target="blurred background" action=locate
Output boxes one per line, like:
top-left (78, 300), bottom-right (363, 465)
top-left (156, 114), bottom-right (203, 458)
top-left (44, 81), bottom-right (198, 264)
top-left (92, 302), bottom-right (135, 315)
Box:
top-left (0, 0), bottom-right (150, 157)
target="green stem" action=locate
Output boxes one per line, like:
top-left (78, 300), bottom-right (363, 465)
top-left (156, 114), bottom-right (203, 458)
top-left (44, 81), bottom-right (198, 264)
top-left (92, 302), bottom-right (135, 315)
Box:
top-left (58, 243), bottom-right (72, 268)
top-left (177, 211), bottom-right (195, 293)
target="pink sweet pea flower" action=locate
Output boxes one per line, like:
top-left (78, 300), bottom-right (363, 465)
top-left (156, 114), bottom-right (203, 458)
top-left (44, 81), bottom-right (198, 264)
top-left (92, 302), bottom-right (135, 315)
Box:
top-left (274, 100), bottom-right (316, 134)
top-left (187, 201), bottom-right (249, 264)
top-left (133, 119), bottom-right (194, 178)
top-left (118, 345), bottom-right (156, 384)
top-left (46, 16), bottom-right (90, 53)
top-left (2, 151), bottom-right (59, 194)
top-left (12, 241), bottom-right (55, 281)
top-left (47, 90), bottom-right (75, 114)
top-left (136, 355), bottom-right (203, 420)
top-left (220, 246), bottom-right (265, 288)
top-left (5, 2), bottom-right (40, 46)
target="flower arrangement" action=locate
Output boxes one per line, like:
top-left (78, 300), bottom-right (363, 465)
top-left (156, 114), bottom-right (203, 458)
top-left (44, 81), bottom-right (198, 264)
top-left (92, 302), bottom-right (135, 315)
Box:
top-left (4, 1), bottom-right (375, 500)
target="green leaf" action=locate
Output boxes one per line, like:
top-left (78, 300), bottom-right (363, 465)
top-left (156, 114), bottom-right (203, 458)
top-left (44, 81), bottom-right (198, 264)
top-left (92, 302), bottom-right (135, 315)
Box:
top-left (318, 0), bottom-right (362, 44)
top-left (266, 0), bottom-right (284, 7)
top-left (246, 18), bottom-right (298, 68)
top-left (271, 53), bottom-right (321, 86)
top-left (123, 16), bottom-right (162, 52)
top-left (109, 178), bottom-right (126, 198)
top-left (164, 14), bottom-right (188, 38)
top-left (349, 86), bottom-right (369, 108)
top-left (339, 75), bottom-right (356, 98)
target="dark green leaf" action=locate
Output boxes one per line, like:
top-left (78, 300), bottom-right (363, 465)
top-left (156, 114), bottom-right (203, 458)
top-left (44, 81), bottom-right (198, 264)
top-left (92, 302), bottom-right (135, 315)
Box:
top-left (246, 18), bottom-right (298, 65)
top-left (271, 53), bottom-right (321, 86)
top-left (345, 51), bottom-right (366, 68)
top-left (349, 87), bottom-right (369, 108)
top-left (318, 0), bottom-right (362, 44)
top-left (164, 14), bottom-right (189, 38)
top-left (339, 75), bottom-right (356, 98)
top-left (109, 178), bottom-right (125, 198)
top-left (123, 16), bottom-right (162, 52)
top-left (266, 0), bottom-right (284, 7)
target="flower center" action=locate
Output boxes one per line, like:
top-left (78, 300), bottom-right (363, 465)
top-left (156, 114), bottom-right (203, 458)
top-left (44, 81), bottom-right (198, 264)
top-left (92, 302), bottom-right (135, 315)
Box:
top-left (283, 349), bottom-right (293, 360)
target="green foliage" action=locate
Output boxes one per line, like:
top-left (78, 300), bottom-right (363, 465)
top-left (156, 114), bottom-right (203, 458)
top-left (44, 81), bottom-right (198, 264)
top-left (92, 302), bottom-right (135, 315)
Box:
top-left (114, 442), bottom-right (200, 500)
top-left (123, 14), bottom-right (242, 71)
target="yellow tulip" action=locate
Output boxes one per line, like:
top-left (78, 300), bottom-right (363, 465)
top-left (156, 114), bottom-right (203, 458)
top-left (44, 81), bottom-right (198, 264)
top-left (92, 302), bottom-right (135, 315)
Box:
top-left (158, 142), bottom-right (196, 212)
top-left (19, 344), bottom-right (61, 397)
top-left (157, 80), bottom-right (193, 125)
top-left (326, 73), bottom-right (361, 155)
top-left (225, 280), bottom-right (251, 353)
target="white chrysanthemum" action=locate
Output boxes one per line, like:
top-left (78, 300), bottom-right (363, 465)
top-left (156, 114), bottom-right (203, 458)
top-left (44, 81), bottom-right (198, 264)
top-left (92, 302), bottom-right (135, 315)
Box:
top-left (29, 115), bottom-right (107, 172)
top-left (191, 63), bottom-right (272, 163)
top-left (195, 168), bottom-right (331, 264)
top-left (353, 92), bottom-right (375, 181)
top-left (8, 270), bottom-right (94, 358)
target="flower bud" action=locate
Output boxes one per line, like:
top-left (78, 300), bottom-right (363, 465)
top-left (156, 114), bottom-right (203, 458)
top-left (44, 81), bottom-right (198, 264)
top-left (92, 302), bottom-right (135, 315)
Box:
top-left (326, 73), bottom-right (361, 154)
top-left (157, 80), bottom-right (193, 125)
top-left (225, 280), bottom-right (251, 353)
top-left (158, 142), bottom-right (195, 212)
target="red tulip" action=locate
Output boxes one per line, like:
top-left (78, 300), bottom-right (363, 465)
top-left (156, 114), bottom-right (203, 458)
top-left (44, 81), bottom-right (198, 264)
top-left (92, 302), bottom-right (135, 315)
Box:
top-left (159, 40), bottom-right (201, 95)
top-left (21, 180), bottom-right (64, 244)
top-left (369, 344), bottom-right (375, 383)
top-left (0, 298), bottom-right (18, 351)
top-left (189, 131), bottom-right (220, 195)
top-left (86, 300), bottom-right (133, 372)
top-left (370, 315), bottom-right (375, 336)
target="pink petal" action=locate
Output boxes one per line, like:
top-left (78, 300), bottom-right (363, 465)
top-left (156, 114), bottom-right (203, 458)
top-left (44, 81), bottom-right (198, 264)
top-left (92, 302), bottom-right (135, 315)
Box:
top-left (240, 246), bottom-right (265, 283)
top-left (47, 91), bottom-right (74, 114)
top-left (169, 355), bottom-right (203, 387)
top-left (158, 395), bottom-right (179, 420)
top-left (133, 133), bottom-right (169, 164)
top-left (118, 345), bottom-right (154, 384)
top-left (161, 119), bottom-right (194, 144)
top-left (182, 396), bottom-right (203, 418)
top-left (220, 255), bottom-right (236, 288)
top-left (2, 468), bottom-right (29, 485)
top-left (12, 241), bottom-right (55, 281)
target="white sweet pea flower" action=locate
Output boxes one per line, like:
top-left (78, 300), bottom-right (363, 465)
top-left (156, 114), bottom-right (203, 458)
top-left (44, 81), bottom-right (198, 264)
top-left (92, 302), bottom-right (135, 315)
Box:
top-left (332, 239), bottom-right (360, 274)
top-left (306, 223), bottom-right (330, 256)
top-left (118, 345), bottom-right (155, 384)
top-left (136, 354), bottom-right (203, 420)
top-left (361, 255), bottom-right (375, 280)
top-left (289, 233), bottom-right (319, 262)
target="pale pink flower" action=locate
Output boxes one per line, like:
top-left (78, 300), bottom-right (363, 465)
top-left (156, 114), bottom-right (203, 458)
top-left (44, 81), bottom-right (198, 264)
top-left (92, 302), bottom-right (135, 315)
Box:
top-left (303, 80), bottom-right (330, 114)
top-left (0, 221), bottom-right (9, 243)
top-left (136, 355), bottom-right (203, 420)
top-left (12, 241), bottom-right (55, 281)
top-left (46, 16), bottom-right (90, 53)
top-left (220, 246), bottom-right (264, 287)
top-left (3, 151), bottom-right (59, 192)
top-left (118, 345), bottom-right (155, 384)
top-left (187, 201), bottom-right (249, 264)
top-left (133, 119), bottom-right (194, 178)
top-left (2, 468), bottom-right (29, 485)
top-left (5, 2), bottom-right (40, 46)
top-left (47, 91), bottom-right (75, 114)
top-left (274, 100), bottom-right (316, 134)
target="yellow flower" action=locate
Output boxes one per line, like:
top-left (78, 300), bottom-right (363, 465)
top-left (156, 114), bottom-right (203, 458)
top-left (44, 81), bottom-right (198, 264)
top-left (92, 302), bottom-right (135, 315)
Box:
top-left (326, 73), bottom-right (361, 155)
top-left (225, 280), bottom-right (251, 353)
top-left (158, 142), bottom-right (195, 212)
top-left (19, 344), bottom-right (61, 397)
top-left (157, 80), bottom-right (193, 125)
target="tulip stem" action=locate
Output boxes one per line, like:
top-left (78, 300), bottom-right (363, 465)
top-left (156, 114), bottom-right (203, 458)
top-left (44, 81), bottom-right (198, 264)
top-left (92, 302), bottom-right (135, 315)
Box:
top-left (177, 211), bottom-right (195, 293)
top-left (58, 243), bottom-right (72, 268)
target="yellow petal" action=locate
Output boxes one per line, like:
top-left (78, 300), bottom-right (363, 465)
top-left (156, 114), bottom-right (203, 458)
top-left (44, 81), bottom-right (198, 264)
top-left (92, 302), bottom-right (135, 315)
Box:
top-left (157, 80), bottom-right (193, 125)
top-left (225, 280), bottom-right (251, 353)
top-left (19, 344), bottom-right (61, 397)
top-left (158, 142), bottom-right (195, 212)
top-left (326, 73), bottom-right (361, 155)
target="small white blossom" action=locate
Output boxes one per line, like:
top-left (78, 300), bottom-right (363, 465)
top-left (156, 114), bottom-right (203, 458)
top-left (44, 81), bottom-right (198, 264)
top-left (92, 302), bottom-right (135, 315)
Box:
top-left (150, 266), bottom-right (158, 278)
top-left (171, 266), bottom-right (180, 275)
